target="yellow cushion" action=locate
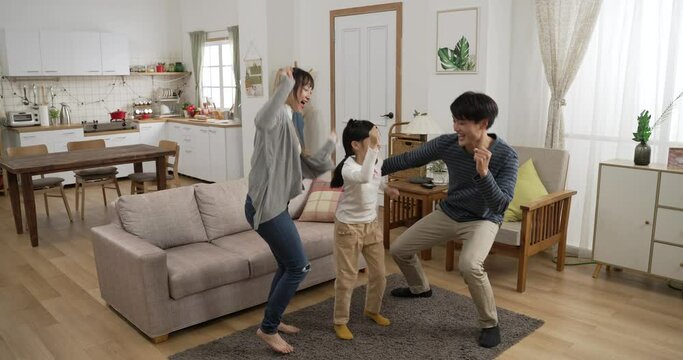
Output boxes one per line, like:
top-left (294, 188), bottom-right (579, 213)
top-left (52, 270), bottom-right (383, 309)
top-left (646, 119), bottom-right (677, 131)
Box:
top-left (503, 159), bottom-right (548, 222)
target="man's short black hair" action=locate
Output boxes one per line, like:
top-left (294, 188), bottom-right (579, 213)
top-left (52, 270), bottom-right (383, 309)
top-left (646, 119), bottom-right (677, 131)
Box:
top-left (450, 91), bottom-right (498, 129)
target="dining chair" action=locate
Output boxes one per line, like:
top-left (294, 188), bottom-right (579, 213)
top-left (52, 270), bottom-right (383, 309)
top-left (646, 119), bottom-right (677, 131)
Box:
top-left (7, 144), bottom-right (73, 222)
top-left (66, 139), bottom-right (122, 220)
top-left (129, 140), bottom-right (180, 194)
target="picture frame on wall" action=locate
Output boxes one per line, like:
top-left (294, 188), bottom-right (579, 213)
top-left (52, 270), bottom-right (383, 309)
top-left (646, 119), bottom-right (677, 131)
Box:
top-left (667, 147), bottom-right (683, 169)
top-left (244, 58), bottom-right (263, 97)
top-left (436, 7), bottom-right (479, 74)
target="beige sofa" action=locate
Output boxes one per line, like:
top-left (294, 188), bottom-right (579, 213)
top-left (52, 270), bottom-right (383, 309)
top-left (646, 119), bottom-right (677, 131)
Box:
top-left (91, 178), bottom-right (338, 342)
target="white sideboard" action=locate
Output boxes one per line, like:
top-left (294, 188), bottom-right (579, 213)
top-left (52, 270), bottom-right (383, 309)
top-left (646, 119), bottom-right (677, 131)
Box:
top-left (593, 160), bottom-right (683, 282)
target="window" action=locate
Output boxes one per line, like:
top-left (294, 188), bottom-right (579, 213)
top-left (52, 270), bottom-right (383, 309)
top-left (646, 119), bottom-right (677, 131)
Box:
top-left (201, 38), bottom-right (236, 110)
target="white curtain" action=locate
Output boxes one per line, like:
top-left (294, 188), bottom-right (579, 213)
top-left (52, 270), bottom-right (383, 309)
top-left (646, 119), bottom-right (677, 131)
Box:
top-left (189, 31), bottom-right (207, 106)
top-left (561, 0), bottom-right (683, 256)
top-left (535, 0), bottom-right (602, 149)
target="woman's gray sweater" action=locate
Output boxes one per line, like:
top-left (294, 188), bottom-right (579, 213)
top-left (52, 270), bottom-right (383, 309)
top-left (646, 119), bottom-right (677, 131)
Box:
top-left (247, 76), bottom-right (334, 228)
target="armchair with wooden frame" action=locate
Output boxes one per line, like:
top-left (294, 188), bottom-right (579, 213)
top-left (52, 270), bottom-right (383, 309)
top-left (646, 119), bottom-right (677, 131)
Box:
top-left (445, 145), bottom-right (577, 292)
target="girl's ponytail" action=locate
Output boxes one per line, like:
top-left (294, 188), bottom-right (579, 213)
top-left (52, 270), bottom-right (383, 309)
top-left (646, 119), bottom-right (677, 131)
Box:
top-left (330, 154), bottom-right (349, 188)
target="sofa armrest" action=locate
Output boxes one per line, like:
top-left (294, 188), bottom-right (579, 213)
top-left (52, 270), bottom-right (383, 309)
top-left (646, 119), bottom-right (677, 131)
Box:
top-left (91, 223), bottom-right (169, 337)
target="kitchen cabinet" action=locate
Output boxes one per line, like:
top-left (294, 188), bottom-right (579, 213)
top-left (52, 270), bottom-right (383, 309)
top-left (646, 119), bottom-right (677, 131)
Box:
top-left (0, 29), bottom-right (43, 76)
top-left (100, 33), bottom-right (130, 75)
top-left (139, 122), bottom-right (165, 172)
top-left (225, 127), bottom-right (243, 180)
top-left (593, 160), bottom-right (683, 282)
top-left (163, 121), bottom-right (242, 182)
top-left (1, 30), bottom-right (128, 77)
top-left (71, 32), bottom-right (103, 75)
top-left (208, 128), bottom-right (227, 182)
top-left (40, 31), bottom-right (72, 75)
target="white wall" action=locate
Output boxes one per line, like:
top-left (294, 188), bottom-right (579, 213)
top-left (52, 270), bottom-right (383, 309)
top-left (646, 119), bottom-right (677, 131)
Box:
top-left (294, 0), bottom-right (511, 152)
top-left (238, 0), bottom-right (269, 176)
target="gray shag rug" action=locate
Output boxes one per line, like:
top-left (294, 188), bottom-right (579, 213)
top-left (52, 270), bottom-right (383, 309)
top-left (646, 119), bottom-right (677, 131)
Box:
top-left (170, 274), bottom-right (543, 359)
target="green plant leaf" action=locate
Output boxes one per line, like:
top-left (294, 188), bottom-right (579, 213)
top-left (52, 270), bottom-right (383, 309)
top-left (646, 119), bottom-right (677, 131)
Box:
top-left (438, 47), bottom-right (457, 69)
top-left (453, 36), bottom-right (470, 70)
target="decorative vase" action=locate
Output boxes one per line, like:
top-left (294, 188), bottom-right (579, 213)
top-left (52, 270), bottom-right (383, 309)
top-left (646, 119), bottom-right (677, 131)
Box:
top-left (174, 62), bottom-right (185, 72)
top-left (634, 141), bottom-right (651, 166)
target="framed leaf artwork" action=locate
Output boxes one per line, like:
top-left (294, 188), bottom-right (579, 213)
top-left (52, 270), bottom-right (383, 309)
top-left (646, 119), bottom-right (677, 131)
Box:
top-left (436, 8), bottom-right (479, 74)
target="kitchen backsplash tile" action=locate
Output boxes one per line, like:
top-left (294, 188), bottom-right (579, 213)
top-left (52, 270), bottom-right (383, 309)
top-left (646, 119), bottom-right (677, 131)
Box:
top-left (0, 76), bottom-right (188, 123)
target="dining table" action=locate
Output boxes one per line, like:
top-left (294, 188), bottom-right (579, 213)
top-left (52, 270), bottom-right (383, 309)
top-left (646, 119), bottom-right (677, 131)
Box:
top-left (0, 144), bottom-right (175, 247)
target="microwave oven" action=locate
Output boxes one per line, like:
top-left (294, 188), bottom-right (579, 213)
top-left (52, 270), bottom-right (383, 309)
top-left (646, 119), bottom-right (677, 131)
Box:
top-left (4, 111), bottom-right (40, 127)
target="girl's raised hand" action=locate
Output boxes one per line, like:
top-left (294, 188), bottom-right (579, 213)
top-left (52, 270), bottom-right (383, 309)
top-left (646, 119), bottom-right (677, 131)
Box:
top-left (369, 126), bottom-right (380, 149)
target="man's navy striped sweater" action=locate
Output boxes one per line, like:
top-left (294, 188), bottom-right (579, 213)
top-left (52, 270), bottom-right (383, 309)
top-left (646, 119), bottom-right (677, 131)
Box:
top-left (382, 134), bottom-right (519, 225)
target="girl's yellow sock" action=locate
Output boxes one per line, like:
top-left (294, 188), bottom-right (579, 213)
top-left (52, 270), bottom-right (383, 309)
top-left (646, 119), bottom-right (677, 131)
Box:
top-left (334, 324), bottom-right (353, 340)
top-left (364, 310), bottom-right (391, 326)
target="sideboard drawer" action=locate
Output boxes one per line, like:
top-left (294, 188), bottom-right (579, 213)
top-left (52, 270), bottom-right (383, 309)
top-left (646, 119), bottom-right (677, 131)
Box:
top-left (654, 208), bottom-right (683, 246)
top-left (651, 243), bottom-right (683, 281)
top-left (659, 172), bottom-right (683, 208)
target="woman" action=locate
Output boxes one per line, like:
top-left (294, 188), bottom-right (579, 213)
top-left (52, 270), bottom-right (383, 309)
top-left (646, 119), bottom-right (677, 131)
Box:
top-left (244, 67), bottom-right (335, 354)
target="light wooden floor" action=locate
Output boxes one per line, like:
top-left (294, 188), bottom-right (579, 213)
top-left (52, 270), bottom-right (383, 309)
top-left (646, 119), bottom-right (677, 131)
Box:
top-left (0, 179), bottom-right (682, 360)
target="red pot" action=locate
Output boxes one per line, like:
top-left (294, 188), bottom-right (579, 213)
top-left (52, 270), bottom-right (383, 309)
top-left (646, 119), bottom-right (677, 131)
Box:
top-left (110, 109), bottom-right (127, 120)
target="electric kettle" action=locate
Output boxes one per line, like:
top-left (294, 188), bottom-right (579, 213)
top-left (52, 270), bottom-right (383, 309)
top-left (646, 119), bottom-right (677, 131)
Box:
top-left (59, 103), bottom-right (72, 125)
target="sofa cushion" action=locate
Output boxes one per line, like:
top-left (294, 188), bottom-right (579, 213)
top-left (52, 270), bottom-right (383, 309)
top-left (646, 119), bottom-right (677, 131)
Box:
top-left (288, 178), bottom-right (313, 219)
top-left (116, 186), bottom-right (208, 249)
top-left (495, 221), bottom-right (521, 246)
top-left (212, 221), bottom-right (334, 278)
top-left (295, 221), bottom-right (335, 260)
top-left (298, 178), bottom-right (343, 223)
top-left (211, 231), bottom-right (277, 278)
top-left (166, 242), bottom-right (250, 300)
top-left (194, 179), bottom-right (252, 240)
top-left (504, 159), bottom-right (549, 222)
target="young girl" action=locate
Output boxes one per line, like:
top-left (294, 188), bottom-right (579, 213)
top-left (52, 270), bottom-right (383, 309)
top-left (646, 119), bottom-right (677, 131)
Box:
top-left (330, 119), bottom-right (399, 340)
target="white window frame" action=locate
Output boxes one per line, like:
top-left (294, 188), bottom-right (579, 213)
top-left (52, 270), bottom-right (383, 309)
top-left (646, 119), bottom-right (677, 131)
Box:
top-left (201, 37), bottom-right (236, 110)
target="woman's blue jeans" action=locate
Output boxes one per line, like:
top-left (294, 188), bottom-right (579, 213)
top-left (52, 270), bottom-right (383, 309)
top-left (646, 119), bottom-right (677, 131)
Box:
top-left (245, 196), bottom-right (310, 334)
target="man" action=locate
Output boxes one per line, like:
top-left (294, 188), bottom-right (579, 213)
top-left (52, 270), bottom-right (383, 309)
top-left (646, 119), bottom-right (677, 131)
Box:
top-left (382, 91), bottom-right (518, 348)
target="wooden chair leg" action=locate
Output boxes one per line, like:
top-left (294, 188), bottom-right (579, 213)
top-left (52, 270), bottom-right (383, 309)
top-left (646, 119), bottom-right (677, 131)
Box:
top-left (43, 193), bottom-right (50, 217)
top-left (130, 180), bottom-right (135, 195)
top-left (592, 263), bottom-right (603, 278)
top-left (114, 178), bottom-right (121, 197)
top-left (556, 239), bottom-right (567, 272)
top-left (445, 240), bottom-right (455, 272)
top-left (60, 186), bottom-right (73, 222)
top-left (80, 183), bottom-right (86, 220)
top-left (75, 181), bottom-right (80, 212)
top-left (102, 184), bottom-right (107, 206)
top-left (516, 254), bottom-right (529, 293)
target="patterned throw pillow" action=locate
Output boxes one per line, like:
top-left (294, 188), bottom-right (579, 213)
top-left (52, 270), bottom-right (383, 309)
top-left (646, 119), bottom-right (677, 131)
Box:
top-left (298, 179), bottom-right (343, 222)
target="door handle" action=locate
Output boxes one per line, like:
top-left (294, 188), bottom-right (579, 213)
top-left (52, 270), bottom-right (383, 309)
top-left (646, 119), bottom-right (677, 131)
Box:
top-left (380, 112), bottom-right (394, 119)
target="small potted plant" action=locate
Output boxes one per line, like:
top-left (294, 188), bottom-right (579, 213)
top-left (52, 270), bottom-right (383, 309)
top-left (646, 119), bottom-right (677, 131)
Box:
top-left (632, 91), bottom-right (683, 166)
top-left (182, 102), bottom-right (197, 118)
top-left (428, 159), bottom-right (448, 184)
top-left (48, 107), bottom-right (60, 126)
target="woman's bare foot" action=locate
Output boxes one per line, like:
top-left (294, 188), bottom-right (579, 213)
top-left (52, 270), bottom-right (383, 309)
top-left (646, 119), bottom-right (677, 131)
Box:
top-left (277, 322), bottom-right (301, 334)
top-left (256, 328), bottom-right (294, 354)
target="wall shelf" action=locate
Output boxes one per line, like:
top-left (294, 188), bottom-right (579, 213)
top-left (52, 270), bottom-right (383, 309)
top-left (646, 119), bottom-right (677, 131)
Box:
top-left (128, 72), bottom-right (191, 77)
